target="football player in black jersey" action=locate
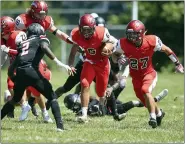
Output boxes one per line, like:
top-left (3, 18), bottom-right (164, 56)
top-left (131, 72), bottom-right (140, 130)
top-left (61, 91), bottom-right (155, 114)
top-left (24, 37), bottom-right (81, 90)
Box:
top-left (1, 23), bottom-right (76, 132)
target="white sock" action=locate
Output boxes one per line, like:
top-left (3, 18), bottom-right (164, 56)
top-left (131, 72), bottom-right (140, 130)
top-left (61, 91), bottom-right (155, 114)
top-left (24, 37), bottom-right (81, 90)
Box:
top-left (82, 107), bottom-right (88, 117)
top-left (132, 100), bottom-right (141, 106)
top-left (22, 101), bottom-right (28, 108)
top-left (150, 113), bottom-right (156, 120)
top-left (42, 108), bottom-right (47, 113)
top-left (156, 110), bottom-right (162, 117)
top-left (4, 90), bottom-right (11, 99)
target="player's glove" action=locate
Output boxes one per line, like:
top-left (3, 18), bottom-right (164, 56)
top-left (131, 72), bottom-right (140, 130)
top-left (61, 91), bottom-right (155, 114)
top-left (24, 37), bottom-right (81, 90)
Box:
top-left (118, 56), bottom-right (128, 66)
top-left (105, 87), bottom-right (113, 98)
top-left (53, 57), bottom-right (76, 76)
top-left (175, 63), bottom-right (184, 73)
top-left (1, 45), bottom-right (9, 53)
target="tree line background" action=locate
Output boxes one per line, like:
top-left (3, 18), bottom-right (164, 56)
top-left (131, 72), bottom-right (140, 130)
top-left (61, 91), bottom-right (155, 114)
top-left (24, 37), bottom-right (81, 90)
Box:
top-left (1, 1), bottom-right (184, 72)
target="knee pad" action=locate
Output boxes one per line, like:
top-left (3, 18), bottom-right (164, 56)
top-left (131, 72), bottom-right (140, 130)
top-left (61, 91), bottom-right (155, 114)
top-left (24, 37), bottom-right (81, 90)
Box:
top-left (81, 78), bottom-right (89, 87)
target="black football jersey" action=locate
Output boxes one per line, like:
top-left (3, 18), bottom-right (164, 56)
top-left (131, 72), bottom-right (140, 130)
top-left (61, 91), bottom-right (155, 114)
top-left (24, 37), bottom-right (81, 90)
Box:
top-left (16, 36), bottom-right (50, 68)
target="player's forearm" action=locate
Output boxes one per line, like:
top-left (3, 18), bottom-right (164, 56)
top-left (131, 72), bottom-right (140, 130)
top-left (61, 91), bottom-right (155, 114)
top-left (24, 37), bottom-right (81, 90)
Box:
top-left (161, 45), bottom-right (180, 65)
top-left (41, 45), bottom-right (55, 60)
top-left (9, 49), bottom-right (18, 55)
top-left (111, 82), bottom-right (120, 91)
top-left (56, 30), bottom-right (73, 44)
top-left (68, 44), bottom-right (78, 66)
top-left (68, 54), bottom-right (75, 66)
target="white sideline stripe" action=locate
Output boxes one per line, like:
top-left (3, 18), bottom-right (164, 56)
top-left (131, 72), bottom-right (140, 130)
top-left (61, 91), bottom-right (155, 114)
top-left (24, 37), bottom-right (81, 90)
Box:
top-left (148, 71), bottom-right (158, 93)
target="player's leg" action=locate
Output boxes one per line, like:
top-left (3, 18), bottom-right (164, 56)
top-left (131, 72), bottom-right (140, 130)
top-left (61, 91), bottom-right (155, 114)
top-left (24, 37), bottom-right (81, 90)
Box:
top-left (1, 72), bottom-right (28, 120)
top-left (142, 71), bottom-right (164, 128)
top-left (95, 61), bottom-right (110, 116)
top-left (28, 86), bottom-right (53, 123)
top-left (77, 62), bottom-right (95, 122)
top-left (55, 60), bottom-right (83, 97)
top-left (36, 94), bottom-right (53, 123)
top-left (27, 89), bottom-right (39, 117)
top-left (32, 72), bottom-right (64, 131)
top-left (5, 77), bottom-right (15, 118)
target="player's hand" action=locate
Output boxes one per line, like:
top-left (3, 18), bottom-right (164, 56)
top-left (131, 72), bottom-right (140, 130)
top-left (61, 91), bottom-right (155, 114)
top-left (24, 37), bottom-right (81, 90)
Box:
top-left (62, 65), bottom-right (76, 76)
top-left (118, 57), bottom-right (128, 66)
top-left (105, 87), bottom-right (113, 98)
top-left (1, 45), bottom-right (9, 53)
top-left (101, 47), bottom-right (112, 56)
top-left (175, 63), bottom-right (184, 73)
top-left (68, 66), bottom-right (77, 76)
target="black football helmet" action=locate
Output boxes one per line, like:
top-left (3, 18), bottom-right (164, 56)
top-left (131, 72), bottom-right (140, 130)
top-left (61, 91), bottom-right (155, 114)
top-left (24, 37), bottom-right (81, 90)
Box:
top-left (64, 94), bottom-right (81, 112)
top-left (26, 23), bottom-right (45, 38)
top-left (95, 17), bottom-right (105, 27)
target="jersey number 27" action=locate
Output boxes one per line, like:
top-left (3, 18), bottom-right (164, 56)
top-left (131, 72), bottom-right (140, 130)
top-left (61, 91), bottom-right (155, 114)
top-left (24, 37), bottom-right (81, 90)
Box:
top-left (130, 57), bottom-right (149, 70)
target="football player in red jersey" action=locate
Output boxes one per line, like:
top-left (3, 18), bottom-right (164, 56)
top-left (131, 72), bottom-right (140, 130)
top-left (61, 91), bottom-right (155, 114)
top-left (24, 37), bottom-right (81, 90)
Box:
top-left (1, 16), bottom-right (29, 118)
top-left (15, 0), bottom-right (73, 44)
top-left (70, 14), bottom-right (116, 122)
top-left (113, 20), bottom-right (184, 128)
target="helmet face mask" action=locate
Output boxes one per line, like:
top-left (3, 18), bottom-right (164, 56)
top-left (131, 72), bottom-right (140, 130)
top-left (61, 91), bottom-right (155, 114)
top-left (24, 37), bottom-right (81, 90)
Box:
top-left (1, 16), bottom-right (15, 37)
top-left (31, 1), bottom-right (48, 21)
top-left (126, 20), bottom-right (145, 46)
top-left (80, 26), bottom-right (95, 39)
top-left (79, 14), bottom-right (96, 39)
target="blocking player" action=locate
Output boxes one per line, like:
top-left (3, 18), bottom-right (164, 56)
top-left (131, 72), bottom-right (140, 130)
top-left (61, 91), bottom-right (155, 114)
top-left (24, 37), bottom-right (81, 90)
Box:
top-left (1, 16), bottom-right (30, 118)
top-left (14, 0), bottom-right (75, 117)
top-left (112, 20), bottom-right (184, 128)
top-left (15, 0), bottom-right (73, 44)
top-left (1, 23), bottom-right (75, 131)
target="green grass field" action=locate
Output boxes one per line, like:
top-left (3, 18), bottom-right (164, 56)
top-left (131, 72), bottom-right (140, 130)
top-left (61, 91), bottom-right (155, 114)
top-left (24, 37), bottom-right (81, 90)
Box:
top-left (1, 69), bottom-right (184, 143)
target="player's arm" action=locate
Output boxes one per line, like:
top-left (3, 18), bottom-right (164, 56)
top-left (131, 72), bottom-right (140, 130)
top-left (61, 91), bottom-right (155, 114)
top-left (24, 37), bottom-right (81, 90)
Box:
top-left (68, 44), bottom-right (79, 66)
top-left (40, 38), bottom-right (76, 75)
top-left (1, 45), bottom-right (18, 55)
top-left (48, 25), bottom-right (73, 44)
top-left (154, 36), bottom-right (184, 73)
top-left (101, 29), bottom-right (117, 56)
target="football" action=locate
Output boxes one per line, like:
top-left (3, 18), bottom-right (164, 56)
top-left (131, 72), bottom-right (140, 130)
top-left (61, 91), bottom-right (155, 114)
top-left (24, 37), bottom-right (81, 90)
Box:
top-left (101, 42), bottom-right (113, 56)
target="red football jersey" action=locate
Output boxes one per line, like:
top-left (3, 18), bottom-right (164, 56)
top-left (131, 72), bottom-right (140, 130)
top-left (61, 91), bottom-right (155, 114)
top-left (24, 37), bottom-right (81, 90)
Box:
top-left (1, 30), bottom-right (27, 64)
top-left (15, 13), bottom-right (54, 31)
top-left (116, 35), bottom-right (163, 78)
top-left (70, 26), bottom-right (111, 63)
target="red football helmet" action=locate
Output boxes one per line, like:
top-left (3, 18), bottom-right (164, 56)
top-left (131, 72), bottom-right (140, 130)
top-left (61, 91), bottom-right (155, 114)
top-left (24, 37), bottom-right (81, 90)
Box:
top-left (1, 16), bottom-right (15, 37)
top-left (30, 1), bottom-right (48, 21)
top-left (79, 14), bottom-right (96, 39)
top-left (126, 20), bottom-right (145, 45)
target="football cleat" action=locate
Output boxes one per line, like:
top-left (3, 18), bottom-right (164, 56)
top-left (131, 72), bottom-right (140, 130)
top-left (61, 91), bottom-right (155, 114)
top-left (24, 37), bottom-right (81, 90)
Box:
top-left (148, 118), bottom-right (157, 128)
top-left (42, 112), bottom-right (53, 123)
top-left (19, 104), bottom-right (31, 121)
top-left (154, 89), bottom-right (168, 102)
top-left (56, 128), bottom-right (64, 132)
top-left (31, 106), bottom-right (39, 117)
top-left (156, 109), bottom-right (165, 126)
top-left (76, 115), bottom-right (88, 123)
top-left (113, 113), bottom-right (127, 121)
